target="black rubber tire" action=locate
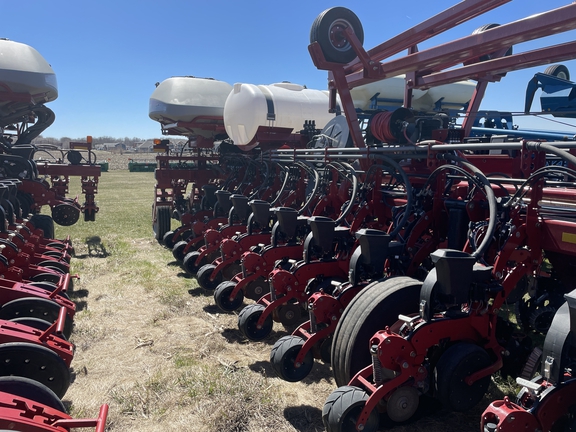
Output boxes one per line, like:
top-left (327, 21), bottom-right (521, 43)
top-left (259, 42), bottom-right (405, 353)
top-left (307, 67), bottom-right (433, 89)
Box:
top-left (37, 260), bottom-right (69, 274)
top-left (0, 376), bottom-right (66, 412)
top-left (238, 304), bottom-right (273, 341)
top-left (0, 342), bottom-right (70, 398)
top-left (182, 251), bottom-right (204, 276)
top-left (162, 230), bottom-right (176, 249)
top-left (196, 264), bottom-right (221, 290)
top-left (0, 297), bottom-right (73, 339)
top-left (434, 343), bottom-right (492, 412)
top-left (310, 7), bottom-right (364, 64)
top-left (214, 281), bottom-right (244, 312)
top-left (172, 240), bottom-right (188, 262)
top-left (153, 206), bottom-right (171, 243)
top-left (30, 272), bottom-right (62, 285)
top-left (244, 276), bottom-right (269, 301)
top-left (29, 214), bottom-right (55, 239)
top-left (270, 335), bottom-right (314, 382)
top-left (544, 64), bottom-right (570, 81)
top-left (472, 24), bottom-right (513, 62)
top-left (323, 385), bottom-right (379, 432)
top-left (331, 277), bottom-right (422, 386)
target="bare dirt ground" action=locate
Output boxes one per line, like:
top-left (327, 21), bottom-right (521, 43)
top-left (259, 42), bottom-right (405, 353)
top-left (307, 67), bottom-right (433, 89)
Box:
top-left (56, 165), bottom-right (506, 432)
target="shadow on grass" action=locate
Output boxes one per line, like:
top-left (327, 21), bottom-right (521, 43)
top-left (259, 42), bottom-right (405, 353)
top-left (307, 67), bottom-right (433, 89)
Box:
top-left (283, 405), bottom-right (323, 432)
top-left (73, 236), bottom-right (110, 259)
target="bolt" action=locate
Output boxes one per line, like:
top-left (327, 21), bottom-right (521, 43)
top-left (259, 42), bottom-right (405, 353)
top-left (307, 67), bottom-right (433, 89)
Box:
top-left (332, 316), bottom-right (337, 321)
top-left (385, 339), bottom-right (391, 344)
top-left (295, 362), bottom-right (301, 368)
top-left (358, 425), bottom-right (364, 431)
top-left (402, 362), bottom-right (409, 369)
top-left (410, 351), bottom-right (416, 357)
top-left (255, 266), bottom-right (260, 271)
top-left (287, 286), bottom-right (291, 291)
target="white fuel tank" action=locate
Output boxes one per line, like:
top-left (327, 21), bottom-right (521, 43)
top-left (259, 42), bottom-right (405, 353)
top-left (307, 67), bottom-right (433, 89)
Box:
top-left (224, 82), bottom-right (339, 146)
top-left (0, 38), bottom-right (58, 114)
top-left (350, 75), bottom-right (475, 112)
top-left (149, 76), bottom-right (233, 136)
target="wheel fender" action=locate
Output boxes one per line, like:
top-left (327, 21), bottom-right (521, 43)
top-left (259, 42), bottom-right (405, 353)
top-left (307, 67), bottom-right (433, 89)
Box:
top-left (308, 292), bottom-right (341, 322)
top-left (204, 229), bottom-right (222, 247)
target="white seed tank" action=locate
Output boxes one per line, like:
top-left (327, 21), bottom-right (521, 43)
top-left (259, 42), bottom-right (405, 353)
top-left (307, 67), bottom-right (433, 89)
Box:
top-left (224, 82), bottom-right (340, 146)
top-left (350, 75), bottom-right (476, 111)
top-left (0, 38), bottom-right (58, 116)
top-left (149, 76), bottom-right (233, 137)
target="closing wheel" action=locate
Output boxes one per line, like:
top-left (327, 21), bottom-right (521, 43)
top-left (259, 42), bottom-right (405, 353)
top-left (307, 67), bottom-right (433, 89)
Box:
top-left (37, 260), bottom-right (69, 274)
top-left (162, 230), bottom-right (176, 249)
top-left (214, 281), bottom-right (244, 312)
top-left (0, 297), bottom-right (73, 339)
top-left (153, 206), bottom-right (171, 242)
top-left (244, 276), bottom-right (269, 301)
top-left (182, 251), bottom-right (204, 276)
top-left (51, 203), bottom-right (80, 226)
top-left (331, 276), bottom-right (422, 386)
top-left (310, 7), bottom-right (364, 64)
top-left (435, 343), bottom-right (492, 412)
top-left (277, 302), bottom-right (302, 326)
top-left (0, 376), bottom-right (66, 412)
top-left (386, 386), bottom-right (420, 423)
top-left (238, 304), bottom-right (273, 341)
top-left (172, 240), bottom-right (189, 262)
top-left (529, 305), bottom-right (557, 334)
top-left (0, 342), bottom-right (70, 398)
top-left (196, 264), bottom-right (221, 290)
top-left (8, 317), bottom-right (67, 340)
top-left (270, 335), bottom-right (314, 382)
top-left (323, 386), bottom-right (379, 432)
top-left (29, 272), bottom-right (61, 286)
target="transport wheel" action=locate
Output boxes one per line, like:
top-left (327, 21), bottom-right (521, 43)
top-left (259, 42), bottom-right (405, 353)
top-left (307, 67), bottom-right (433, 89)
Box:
top-left (182, 251), bottom-right (204, 276)
top-left (0, 376), bottom-right (66, 412)
top-left (29, 214), bottom-right (55, 239)
top-left (277, 302), bottom-right (302, 326)
top-left (196, 264), bottom-right (221, 290)
top-left (244, 276), bottom-right (268, 301)
top-left (270, 335), bottom-right (314, 382)
top-left (238, 304), bottom-right (273, 341)
top-left (310, 7), bottom-right (364, 64)
top-left (472, 24), bottom-right (513, 63)
top-left (214, 281), bottom-right (244, 312)
top-left (172, 240), bottom-right (188, 262)
top-left (162, 230), bottom-right (176, 249)
top-left (0, 297), bottom-right (73, 339)
top-left (322, 385), bottom-right (379, 432)
top-left (529, 305), bottom-right (557, 334)
top-left (153, 206), bottom-right (171, 243)
top-left (434, 343), bottom-right (492, 412)
top-left (331, 277), bottom-right (422, 386)
top-left (0, 342), bottom-right (70, 398)
top-left (386, 386), bottom-right (420, 423)
top-left (544, 64), bottom-right (570, 80)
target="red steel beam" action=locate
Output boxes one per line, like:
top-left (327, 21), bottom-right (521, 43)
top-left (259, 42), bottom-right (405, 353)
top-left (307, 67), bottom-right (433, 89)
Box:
top-left (344, 0), bottom-right (511, 75)
top-left (345, 3), bottom-right (576, 88)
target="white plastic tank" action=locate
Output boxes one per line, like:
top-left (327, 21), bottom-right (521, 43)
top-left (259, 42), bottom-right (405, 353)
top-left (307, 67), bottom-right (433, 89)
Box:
top-left (350, 75), bottom-right (475, 112)
top-left (0, 38), bottom-right (57, 113)
top-left (149, 76), bottom-right (233, 136)
top-left (224, 82), bottom-right (340, 146)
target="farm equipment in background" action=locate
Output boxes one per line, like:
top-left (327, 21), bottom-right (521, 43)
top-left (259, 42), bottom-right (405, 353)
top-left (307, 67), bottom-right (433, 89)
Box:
top-left (0, 38), bottom-right (108, 428)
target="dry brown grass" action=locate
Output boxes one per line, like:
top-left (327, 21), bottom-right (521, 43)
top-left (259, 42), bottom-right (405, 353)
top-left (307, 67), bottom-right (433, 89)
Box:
top-left (55, 168), bottom-right (514, 432)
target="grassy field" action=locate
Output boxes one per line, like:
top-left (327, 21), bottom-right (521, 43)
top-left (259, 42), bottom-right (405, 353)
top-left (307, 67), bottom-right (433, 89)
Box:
top-left (56, 171), bottom-right (518, 432)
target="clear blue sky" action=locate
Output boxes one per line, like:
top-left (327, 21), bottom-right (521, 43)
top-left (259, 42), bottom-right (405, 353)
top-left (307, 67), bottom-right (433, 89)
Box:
top-left (5, 0), bottom-right (576, 140)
